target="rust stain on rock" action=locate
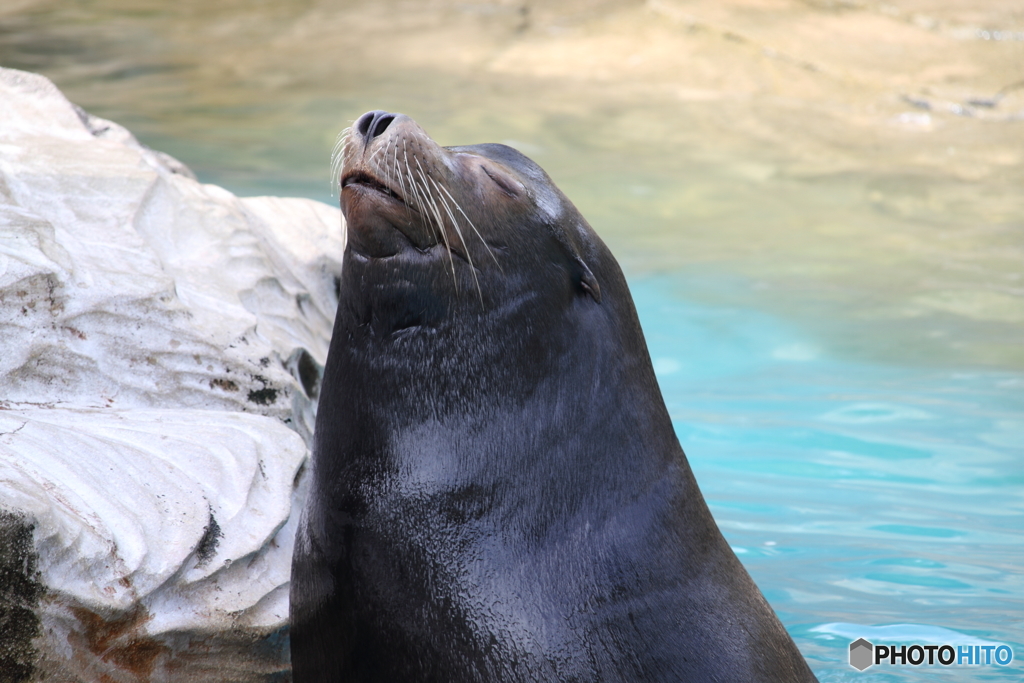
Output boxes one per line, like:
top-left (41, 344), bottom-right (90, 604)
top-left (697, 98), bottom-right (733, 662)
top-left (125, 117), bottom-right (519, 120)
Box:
top-left (69, 604), bottom-right (168, 681)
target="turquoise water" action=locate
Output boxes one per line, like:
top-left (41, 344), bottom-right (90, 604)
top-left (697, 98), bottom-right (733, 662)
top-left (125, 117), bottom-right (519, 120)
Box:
top-left (632, 274), bottom-right (1023, 679)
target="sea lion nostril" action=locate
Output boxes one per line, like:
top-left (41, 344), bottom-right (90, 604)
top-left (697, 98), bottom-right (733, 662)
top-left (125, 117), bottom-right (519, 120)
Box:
top-left (355, 110), bottom-right (379, 137)
top-left (356, 110), bottom-right (396, 141)
top-left (371, 114), bottom-right (395, 138)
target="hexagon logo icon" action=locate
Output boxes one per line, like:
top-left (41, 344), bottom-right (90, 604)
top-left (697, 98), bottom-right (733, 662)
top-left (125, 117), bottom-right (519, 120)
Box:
top-left (849, 638), bottom-right (874, 671)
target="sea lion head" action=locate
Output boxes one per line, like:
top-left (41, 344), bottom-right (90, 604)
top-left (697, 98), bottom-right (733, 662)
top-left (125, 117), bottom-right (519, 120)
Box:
top-left (334, 110), bottom-right (604, 320)
top-left (326, 110), bottom-right (654, 427)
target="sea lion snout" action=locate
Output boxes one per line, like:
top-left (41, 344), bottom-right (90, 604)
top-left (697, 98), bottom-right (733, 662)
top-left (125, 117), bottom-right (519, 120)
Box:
top-left (354, 110), bottom-right (397, 147)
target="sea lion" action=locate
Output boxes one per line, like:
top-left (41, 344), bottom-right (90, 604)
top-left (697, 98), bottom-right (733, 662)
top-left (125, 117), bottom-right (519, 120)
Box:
top-left (289, 110), bottom-right (819, 682)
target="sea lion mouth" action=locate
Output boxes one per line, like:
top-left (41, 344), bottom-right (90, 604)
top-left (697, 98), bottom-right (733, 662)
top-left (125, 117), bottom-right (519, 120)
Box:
top-left (341, 170), bottom-right (408, 207)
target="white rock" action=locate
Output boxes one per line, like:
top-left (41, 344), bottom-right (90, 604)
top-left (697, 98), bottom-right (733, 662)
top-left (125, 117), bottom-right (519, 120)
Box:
top-left (0, 66), bottom-right (345, 442)
top-left (0, 67), bottom-right (344, 682)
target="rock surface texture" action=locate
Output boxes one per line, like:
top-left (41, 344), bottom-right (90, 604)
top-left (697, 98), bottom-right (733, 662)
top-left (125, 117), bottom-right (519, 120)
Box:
top-left (0, 67), bottom-right (345, 682)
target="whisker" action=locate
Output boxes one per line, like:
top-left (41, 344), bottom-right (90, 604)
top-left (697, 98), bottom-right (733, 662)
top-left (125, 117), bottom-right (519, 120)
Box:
top-left (393, 145), bottom-right (423, 240)
top-left (366, 133), bottom-right (390, 168)
top-left (330, 126), bottom-right (352, 197)
top-left (403, 142), bottom-right (440, 244)
top-left (413, 159), bottom-right (449, 245)
top-left (330, 128), bottom-right (349, 176)
top-left (402, 142), bottom-right (437, 243)
top-left (416, 170), bottom-right (448, 240)
top-left (333, 129), bottom-right (351, 168)
top-left (377, 136), bottom-right (396, 197)
top-left (429, 175), bottom-right (483, 303)
top-left (392, 144), bottom-right (405, 198)
top-left (436, 183), bottom-right (502, 273)
top-left (413, 160), bottom-right (457, 290)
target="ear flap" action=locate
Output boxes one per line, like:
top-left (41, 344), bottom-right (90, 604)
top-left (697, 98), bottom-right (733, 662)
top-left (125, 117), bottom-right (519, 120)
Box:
top-left (551, 217), bottom-right (602, 304)
top-left (575, 256), bottom-right (602, 303)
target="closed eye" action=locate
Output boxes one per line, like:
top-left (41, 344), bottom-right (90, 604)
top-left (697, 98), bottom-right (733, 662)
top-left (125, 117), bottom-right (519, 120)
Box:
top-left (483, 166), bottom-right (520, 198)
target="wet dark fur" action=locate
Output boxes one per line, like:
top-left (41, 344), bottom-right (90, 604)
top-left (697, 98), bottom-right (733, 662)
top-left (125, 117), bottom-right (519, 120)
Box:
top-left (290, 112), bottom-right (819, 682)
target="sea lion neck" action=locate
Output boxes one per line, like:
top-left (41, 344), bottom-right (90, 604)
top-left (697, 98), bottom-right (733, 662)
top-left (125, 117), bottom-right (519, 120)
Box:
top-left (335, 196), bottom-right (602, 350)
top-left (329, 235), bottom-right (670, 457)
top-left (331, 241), bottom-right (569, 389)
